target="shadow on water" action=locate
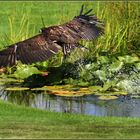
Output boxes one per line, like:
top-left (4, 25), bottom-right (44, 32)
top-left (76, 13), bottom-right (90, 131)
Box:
top-left (0, 85), bottom-right (140, 117)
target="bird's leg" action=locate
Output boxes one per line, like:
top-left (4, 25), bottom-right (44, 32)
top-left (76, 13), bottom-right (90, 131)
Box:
top-left (61, 44), bottom-right (68, 64)
top-left (62, 54), bottom-right (69, 64)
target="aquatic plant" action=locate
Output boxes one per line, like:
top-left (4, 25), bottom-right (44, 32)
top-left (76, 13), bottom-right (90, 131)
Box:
top-left (0, 2), bottom-right (139, 96)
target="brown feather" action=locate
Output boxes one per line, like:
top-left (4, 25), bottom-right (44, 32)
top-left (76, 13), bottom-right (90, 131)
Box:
top-left (16, 34), bottom-right (61, 64)
top-left (0, 5), bottom-right (104, 67)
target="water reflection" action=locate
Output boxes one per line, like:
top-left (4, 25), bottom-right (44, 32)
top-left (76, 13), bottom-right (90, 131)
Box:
top-left (0, 86), bottom-right (140, 117)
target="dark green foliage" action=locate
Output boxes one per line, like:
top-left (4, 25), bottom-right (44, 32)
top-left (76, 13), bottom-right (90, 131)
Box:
top-left (62, 54), bottom-right (140, 93)
top-left (1, 53), bottom-right (140, 95)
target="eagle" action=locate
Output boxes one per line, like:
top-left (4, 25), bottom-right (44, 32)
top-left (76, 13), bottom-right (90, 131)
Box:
top-left (0, 5), bottom-right (104, 68)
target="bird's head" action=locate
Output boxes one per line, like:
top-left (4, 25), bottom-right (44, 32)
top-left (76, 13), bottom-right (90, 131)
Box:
top-left (39, 27), bottom-right (46, 33)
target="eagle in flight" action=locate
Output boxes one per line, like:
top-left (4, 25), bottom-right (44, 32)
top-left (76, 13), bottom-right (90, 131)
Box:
top-left (0, 5), bottom-right (104, 68)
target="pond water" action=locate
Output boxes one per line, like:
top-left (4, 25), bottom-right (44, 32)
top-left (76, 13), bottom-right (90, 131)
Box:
top-left (0, 85), bottom-right (140, 117)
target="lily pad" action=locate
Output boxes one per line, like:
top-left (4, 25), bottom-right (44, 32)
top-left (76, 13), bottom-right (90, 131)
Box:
top-left (131, 95), bottom-right (140, 99)
top-left (95, 91), bottom-right (128, 96)
top-left (44, 85), bottom-right (68, 90)
top-left (111, 91), bottom-right (128, 95)
top-left (44, 85), bottom-right (80, 91)
top-left (31, 87), bottom-right (48, 91)
top-left (43, 85), bottom-right (93, 97)
top-left (5, 87), bottom-right (30, 91)
top-left (0, 78), bottom-right (24, 83)
top-left (49, 90), bottom-right (85, 97)
top-left (98, 95), bottom-right (118, 100)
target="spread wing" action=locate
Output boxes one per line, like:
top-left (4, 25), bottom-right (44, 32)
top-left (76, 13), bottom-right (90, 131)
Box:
top-left (0, 5), bottom-right (104, 68)
top-left (0, 34), bottom-right (61, 67)
top-left (41, 5), bottom-right (104, 44)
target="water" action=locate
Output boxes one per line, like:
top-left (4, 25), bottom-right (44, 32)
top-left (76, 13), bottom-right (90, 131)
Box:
top-left (0, 86), bottom-right (140, 117)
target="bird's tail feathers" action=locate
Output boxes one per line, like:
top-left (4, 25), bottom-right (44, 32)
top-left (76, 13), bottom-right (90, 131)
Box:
top-left (77, 5), bottom-right (104, 26)
top-left (79, 5), bottom-right (93, 16)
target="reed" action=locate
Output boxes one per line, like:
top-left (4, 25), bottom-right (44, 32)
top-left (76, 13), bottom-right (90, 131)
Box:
top-left (0, 1), bottom-right (139, 62)
top-left (95, 2), bottom-right (140, 54)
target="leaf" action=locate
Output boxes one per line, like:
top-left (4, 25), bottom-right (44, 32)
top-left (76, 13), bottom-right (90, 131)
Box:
top-left (95, 91), bottom-right (128, 96)
top-left (117, 56), bottom-right (125, 62)
top-left (94, 70), bottom-right (107, 81)
top-left (5, 87), bottom-right (29, 91)
top-left (85, 64), bottom-right (91, 69)
top-left (109, 61), bottom-right (123, 72)
top-left (89, 86), bottom-right (103, 91)
top-left (131, 95), bottom-right (140, 99)
top-left (80, 69), bottom-right (93, 81)
top-left (91, 80), bottom-right (118, 92)
top-left (118, 55), bottom-right (139, 64)
top-left (0, 77), bottom-right (24, 83)
top-left (31, 87), bottom-right (48, 91)
top-left (12, 64), bottom-right (42, 79)
top-left (42, 85), bottom-right (93, 97)
top-left (0, 82), bottom-right (4, 85)
top-left (135, 63), bottom-right (140, 70)
top-left (97, 56), bottom-right (109, 64)
top-left (116, 80), bottom-right (133, 93)
top-left (101, 81), bottom-right (113, 91)
top-left (77, 82), bottom-right (89, 87)
top-left (111, 91), bottom-right (128, 95)
top-left (98, 95), bottom-right (118, 100)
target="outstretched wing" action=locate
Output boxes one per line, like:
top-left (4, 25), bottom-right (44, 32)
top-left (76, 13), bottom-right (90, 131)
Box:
top-left (41, 5), bottom-right (104, 44)
top-left (0, 34), bottom-right (61, 67)
top-left (0, 5), bottom-right (104, 68)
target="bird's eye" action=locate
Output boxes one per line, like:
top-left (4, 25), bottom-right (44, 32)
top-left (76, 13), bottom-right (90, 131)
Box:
top-left (39, 29), bottom-right (42, 33)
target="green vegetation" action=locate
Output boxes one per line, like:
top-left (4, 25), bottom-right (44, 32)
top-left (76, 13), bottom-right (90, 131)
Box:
top-left (0, 1), bottom-right (139, 95)
top-left (0, 2), bottom-right (140, 139)
top-left (1, 53), bottom-right (140, 96)
top-left (0, 99), bottom-right (140, 139)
